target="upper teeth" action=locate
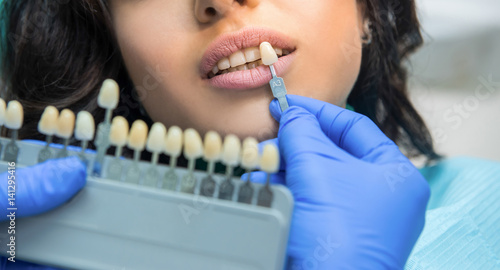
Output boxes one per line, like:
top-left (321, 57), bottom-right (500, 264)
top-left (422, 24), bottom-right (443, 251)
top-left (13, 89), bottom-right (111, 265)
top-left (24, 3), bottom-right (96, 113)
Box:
top-left (213, 46), bottom-right (288, 75)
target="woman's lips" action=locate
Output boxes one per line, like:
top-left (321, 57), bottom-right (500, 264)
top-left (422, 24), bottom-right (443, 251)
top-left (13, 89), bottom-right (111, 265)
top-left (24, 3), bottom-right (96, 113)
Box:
top-left (204, 52), bottom-right (295, 90)
top-left (200, 27), bottom-right (296, 89)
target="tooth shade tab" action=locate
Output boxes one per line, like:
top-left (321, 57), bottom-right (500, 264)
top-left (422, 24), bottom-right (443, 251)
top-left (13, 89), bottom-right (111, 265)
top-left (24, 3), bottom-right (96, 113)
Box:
top-left (38, 106), bottom-right (59, 135)
top-left (146, 122), bottom-right (167, 153)
top-left (260, 144), bottom-right (280, 173)
top-left (222, 134), bottom-right (241, 166)
top-left (165, 126), bottom-right (183, 157)
top-left (241, 137), bottom-right (259, 170)
top-left (56, 109), bottom-right (75, 139)
top-left (109, 116), bottom-right (129, 147)
top-left (203, 131), bottom-right (222, 161)
top-left (0, 98), bottom-right (5, 126)
top-left (127, 120), bottom-right (148, 151)
top-left (98, 79), bottom-right (119, 109)
top-left (75, 111), bottom-right (95, 141)
top-left (260, 42), bottom-right (278, 65)
top-left (183, 128), bottom-right (203, 159)
top-left (5, 100), bottom-right (24, 130)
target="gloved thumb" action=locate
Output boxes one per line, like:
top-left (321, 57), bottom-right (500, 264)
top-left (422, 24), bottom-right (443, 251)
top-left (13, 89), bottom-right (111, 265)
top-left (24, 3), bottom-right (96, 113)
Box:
top-left (0, 156), bottom-right (87, 220)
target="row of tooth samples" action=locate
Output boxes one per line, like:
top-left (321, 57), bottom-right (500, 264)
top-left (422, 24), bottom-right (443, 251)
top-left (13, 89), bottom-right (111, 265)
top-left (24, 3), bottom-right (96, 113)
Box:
top-left (37, 105), bottom-right (96, 163)
top-left (0, 99), bottom-right (24, 162)
top-left (108, 117), bottom-right (279, 207)
top-left (36, 79), bottom-right (117, 167)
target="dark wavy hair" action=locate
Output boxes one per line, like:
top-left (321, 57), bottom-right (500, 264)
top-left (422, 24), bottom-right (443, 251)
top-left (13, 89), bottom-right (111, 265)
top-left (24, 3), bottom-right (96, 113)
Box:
top-left (0, 0), bottom-right (440, 161)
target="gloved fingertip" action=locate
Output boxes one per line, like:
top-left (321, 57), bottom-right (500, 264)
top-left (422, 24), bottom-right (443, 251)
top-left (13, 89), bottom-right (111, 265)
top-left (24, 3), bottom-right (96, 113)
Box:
top-left (269, 99), bottom-right (282, 121)
top-left (15, 156), bottom-right (88, 218)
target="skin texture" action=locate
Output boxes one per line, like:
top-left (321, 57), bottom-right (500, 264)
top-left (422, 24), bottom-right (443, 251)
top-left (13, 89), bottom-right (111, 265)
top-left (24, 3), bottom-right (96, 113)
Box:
top-left (109, 0), bottom-right (366, 140)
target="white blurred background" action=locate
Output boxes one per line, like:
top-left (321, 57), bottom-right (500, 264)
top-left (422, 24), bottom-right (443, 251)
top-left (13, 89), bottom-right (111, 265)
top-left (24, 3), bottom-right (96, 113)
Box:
top-left (408, 0), bottom-right (500, 162)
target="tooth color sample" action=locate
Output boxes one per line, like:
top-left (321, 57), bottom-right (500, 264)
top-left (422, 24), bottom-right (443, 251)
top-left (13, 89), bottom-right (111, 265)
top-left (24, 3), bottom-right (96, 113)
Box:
top-left (222, 134), bottom-right (241, 166)
top-left (260, 144), bottom-right (280, 173)
top-left (165, 126), bottom-right (183, 157)
top-left (57, 109), bottom-right (75, 139)
top-left (260, 42), bottom-right (278, 65)
top-left (38, 106), bottom-right (59, 135)
top-left (241, 137), bottom-right (259, 170)
top-left (75, 111), bottom-right (95, 141)
top-left (203, 131), bottom-right (222, 161)
top-left (98, 79), bottom-right (120, 109)
top-left (146, 122), bottom-right (167, 153)
top-left (127, 120), bottom-right (148, 150)
top-left (109, 116), bottom-right (129, 147)
top-left (183, 128), bottom-right (203, 159)
top-left (5, 100), bottom-right (24, 130)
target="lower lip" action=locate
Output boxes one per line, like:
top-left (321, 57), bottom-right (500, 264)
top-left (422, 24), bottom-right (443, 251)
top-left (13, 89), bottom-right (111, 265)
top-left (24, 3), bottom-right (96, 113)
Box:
top-left (204, 53), bottom-right (296, 90)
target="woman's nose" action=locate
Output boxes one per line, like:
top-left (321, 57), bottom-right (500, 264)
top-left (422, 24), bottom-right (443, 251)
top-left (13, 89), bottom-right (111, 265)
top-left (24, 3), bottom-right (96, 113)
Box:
top-left (194, 0), bottom-right (260, 24)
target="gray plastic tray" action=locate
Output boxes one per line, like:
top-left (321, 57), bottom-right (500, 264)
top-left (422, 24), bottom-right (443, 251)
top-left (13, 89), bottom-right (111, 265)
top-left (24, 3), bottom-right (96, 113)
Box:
top-left (0, 139), bottom-right (293, 270)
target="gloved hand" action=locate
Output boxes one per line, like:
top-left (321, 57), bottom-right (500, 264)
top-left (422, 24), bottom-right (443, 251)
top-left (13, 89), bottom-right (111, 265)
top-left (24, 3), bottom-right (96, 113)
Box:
top-left (244, 95), bottom-right (430, 270)
top-left (0, 141), bottom-right (88, 221)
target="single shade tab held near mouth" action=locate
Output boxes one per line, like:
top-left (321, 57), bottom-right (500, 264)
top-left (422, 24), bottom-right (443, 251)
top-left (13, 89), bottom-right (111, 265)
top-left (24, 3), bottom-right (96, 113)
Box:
top-left (259, 42), bottom-right (289, 112)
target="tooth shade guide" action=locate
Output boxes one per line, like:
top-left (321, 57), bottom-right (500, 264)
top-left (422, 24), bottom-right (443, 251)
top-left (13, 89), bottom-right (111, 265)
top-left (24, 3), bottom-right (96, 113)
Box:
top-left (14, 114), bottom-right (282, 205)
top-left (1, 140), bottom-right (291, 268)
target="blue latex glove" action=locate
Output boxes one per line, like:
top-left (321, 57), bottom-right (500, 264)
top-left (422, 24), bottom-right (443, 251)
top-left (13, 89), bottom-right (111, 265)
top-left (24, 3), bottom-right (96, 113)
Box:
top-left (244, 95), bottom-right (430, 270)
top-left (0, 141), bottom-right (87, 221)
top-left (0, 141), bottom-right (89, 269)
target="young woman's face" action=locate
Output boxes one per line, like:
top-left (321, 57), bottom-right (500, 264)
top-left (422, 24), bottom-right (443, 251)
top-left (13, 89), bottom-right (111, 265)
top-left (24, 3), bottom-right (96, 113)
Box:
top-left (110, 0), bottom-right (366, 140)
